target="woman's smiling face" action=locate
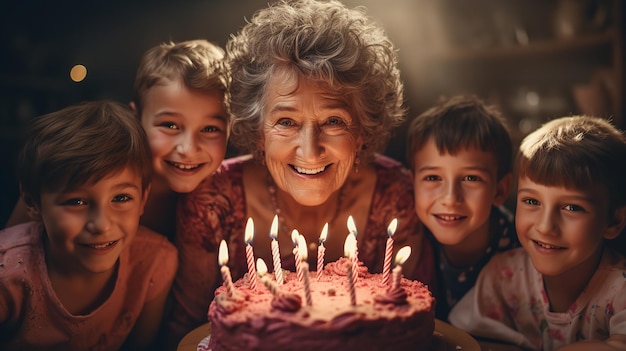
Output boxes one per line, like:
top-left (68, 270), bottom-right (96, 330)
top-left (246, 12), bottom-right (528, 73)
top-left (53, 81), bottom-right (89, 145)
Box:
top-left (262, 73), bottom-right (361, 206)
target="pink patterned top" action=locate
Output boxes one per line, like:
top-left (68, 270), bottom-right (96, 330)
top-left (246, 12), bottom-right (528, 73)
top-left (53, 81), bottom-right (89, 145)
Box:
top-left (169, 154), bottom-right (436, 343)
top-left (449, 247), bottom-right (626, 350)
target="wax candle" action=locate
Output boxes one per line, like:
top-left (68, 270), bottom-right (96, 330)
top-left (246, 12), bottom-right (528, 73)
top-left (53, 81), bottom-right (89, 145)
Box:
top-left (244, 217), bottom-right (257, 290)
top-left (269, 215), bottom-right (284, 284)
top-left (381, 218), bottom-right (398, 287)
top-left (291, 229), bottom-right (301, 280)
top-left (218, 240), bottom-right (237, 298)
top-left (256, 258), bottom-right (281, 297)
top-left (347, 215), bottom-right (359, 285)
top-left (316, 222), bottom-right (328, 280)
top-left (343, 234), bottom-right (357, 306)
top-left (391, 246), bottom-right (411, 290)
top-left (297, 235), bottom-right (313, 306)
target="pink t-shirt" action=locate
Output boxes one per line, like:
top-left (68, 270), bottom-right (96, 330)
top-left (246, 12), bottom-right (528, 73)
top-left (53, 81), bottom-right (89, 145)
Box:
top-left (449, 247), bottom-right (626, 350)
top-left (0, 221), bottom-right (178, 351)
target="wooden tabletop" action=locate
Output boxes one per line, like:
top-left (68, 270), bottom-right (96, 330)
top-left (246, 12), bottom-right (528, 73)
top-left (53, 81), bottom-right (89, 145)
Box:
top-left (177, 320), bottom-right (523, 351)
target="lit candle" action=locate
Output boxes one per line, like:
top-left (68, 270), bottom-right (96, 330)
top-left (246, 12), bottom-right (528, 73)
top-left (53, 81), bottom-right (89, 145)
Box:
top-left (244, 217), bottom-right (257, 290)
top-left (343, 234), bottom-right (357, 306)
top-left (291, 229), bottom-right (301, 280)
top-left (391, 246), bottom-right (411, 290)
top-left (297, 235), bottom-right (313, 306)
top-left (381, 218), bottom-right (398, 287)
top-left (316, 223), bottom-right (329, 280)
top-left (269, 215), bottom-right (284, 284)
top-left (256, 258), bottom-right (281, 297)
top-left (347, 216), bottom-right (359, 285)
top-left (218, 240), bottom-right (237, 298)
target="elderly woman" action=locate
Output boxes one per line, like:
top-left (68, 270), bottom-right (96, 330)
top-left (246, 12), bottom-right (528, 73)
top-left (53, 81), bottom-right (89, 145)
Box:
top-left (168, 0), bottom-right (435, 343)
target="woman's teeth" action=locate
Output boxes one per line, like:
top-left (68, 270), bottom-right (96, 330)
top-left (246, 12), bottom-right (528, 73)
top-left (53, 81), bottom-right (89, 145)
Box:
top-left (294, 166), bottom-right (326, 175)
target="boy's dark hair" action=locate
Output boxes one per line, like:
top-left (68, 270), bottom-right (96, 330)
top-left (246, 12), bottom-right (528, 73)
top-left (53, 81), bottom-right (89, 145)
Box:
top-left (406, 95), bottom-right (512, 180)
top-left (18, 100), bottom-right (152, 205)
top-left (516, 115), bottom-right (626, 212)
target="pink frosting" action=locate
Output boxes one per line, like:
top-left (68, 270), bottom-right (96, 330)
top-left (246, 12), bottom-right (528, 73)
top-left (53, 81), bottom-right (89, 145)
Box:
top-left (206, 260), bottom-right (434, 351)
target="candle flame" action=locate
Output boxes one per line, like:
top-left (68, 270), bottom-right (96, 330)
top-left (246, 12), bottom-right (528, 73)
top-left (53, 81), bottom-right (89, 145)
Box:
top-left (291, 229), bottom-right (300, 246)
top-left (297, 235), bottom-right (308, 260)
top-left (347, 215), bottom-right (357, 237)
top-left (387, 218), bottom-right (398, 238)
top-left (269, 215), bottom-right (278, 239)
top-left (244, 217), bottom-right (255, 244)
top-left (343, 234), bottom-right (357, 258)
top-left (319, 222), bottom-right (329, 243)
top-left (218, 240), bottom-right (229, 266)
top-left (256, 258), bottom-right (268, 276)
top-left (394, 246), bottom-right (411, 266)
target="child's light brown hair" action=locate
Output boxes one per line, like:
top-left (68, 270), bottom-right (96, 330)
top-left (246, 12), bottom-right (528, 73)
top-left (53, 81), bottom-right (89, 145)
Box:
top-left (18, 100), bottom-right (152, 206)
top-left (406, 95), bottom-right (512, 180)
top-left (516, 115), bottom-right (626, 212)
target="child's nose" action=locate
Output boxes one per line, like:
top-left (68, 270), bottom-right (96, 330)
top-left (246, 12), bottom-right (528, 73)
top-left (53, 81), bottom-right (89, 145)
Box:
top-left (87, 206), bottom-right (112, 234)
top-left (175, 132), bottom-right (200, 155)
top-left (535, 210), bottom-right (559, 236)
top-left (441, 181), bottom-right (462, 205)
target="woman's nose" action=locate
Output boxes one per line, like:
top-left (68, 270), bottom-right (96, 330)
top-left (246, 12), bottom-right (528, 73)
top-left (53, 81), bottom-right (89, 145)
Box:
top-left (297, 125), bottom-right (323, 161)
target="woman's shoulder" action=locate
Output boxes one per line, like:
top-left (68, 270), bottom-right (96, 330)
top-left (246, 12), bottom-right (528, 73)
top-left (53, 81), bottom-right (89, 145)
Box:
top-left (372, 154), bottom-right (412, 182)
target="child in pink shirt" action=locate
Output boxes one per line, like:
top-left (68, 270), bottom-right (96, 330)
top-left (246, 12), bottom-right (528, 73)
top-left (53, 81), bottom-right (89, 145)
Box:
top-left (0, 101), bottom-right (177, 350)
top-left (450, 116), bottom-right (626, 350)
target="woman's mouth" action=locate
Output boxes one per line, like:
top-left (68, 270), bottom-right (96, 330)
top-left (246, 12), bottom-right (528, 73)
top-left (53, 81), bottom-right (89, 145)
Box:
top-left (292, 164), bottom-right (329, 175)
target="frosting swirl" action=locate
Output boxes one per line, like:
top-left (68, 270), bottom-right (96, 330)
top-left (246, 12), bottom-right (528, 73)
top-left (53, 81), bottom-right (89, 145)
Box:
top-left (375, 286), bottom-right (408, 305)
top-left (271, 293), bottom-right (302, 312)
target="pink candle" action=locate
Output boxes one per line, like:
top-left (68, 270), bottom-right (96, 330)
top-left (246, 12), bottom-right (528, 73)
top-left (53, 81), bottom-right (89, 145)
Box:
top-left (316, 223), bottom-right (329, 280)
top-left (391, 246), bottom-right (411, 290)
top-left (256, 258), bottom-right (281, 297)
top-left (244, 217), bottom-right (257, 290)
top-left (297, 235), bottom-right (313, 306)
top-left (218, 240), bottom-right (237, 298)
top-left (381, 218), bottom-right (398, 287)
top-left (347, 216), bottom-right (359, 285)
top-left (291, 229), bottom-right (301, 281)
top-left (269, 215), bottom-right (284, 284)
top-left (343, 234), bottom-right (357, 306)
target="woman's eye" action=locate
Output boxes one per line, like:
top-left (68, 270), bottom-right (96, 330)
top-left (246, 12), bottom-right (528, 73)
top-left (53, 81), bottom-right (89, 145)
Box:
top-left (327, 117), bottom-right (346, 126)
top-left (276, 118), bottom-right (294, 127)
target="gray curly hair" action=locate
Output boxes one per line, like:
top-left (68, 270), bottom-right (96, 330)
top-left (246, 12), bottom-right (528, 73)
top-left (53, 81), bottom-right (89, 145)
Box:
top-left (225, 0), bottom-right (405, 161)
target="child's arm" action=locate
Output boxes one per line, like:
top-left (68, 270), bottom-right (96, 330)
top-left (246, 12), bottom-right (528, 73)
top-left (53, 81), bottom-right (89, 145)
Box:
top-left (121, 283), bottom-right (173, 350)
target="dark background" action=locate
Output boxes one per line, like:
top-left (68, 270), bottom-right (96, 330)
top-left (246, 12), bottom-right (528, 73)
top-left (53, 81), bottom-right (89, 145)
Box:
top-left (1, 0), bottom-right (624, 226)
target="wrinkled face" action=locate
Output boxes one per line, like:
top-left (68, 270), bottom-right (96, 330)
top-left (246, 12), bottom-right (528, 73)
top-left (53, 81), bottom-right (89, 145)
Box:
top-left (140, 80), bottom-right (228, 193)
top-left (412, 139), bottom-right (508, 248)
top-left (262, 75), bottom-right (360, 206)
top-left (516, 177), bottom-right (612, 277)
top-left (36, 168), bottom-right (148, 275)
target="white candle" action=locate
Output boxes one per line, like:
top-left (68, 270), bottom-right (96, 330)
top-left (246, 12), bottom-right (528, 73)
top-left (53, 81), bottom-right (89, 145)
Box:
top-left (391, 246), bottom-right (411, 290)
top-left (317, 223), bottom-right (328, 280)
top-left (256, 258), bottom-right (281, 297)
top-left (347, 216), bottom-right (359, 285)
top-left (343, 234), bottom-right (357, 306)
top-left (291, 229), bottom-right (301, 280)
top-left (218, 240), bottom-right (237, 298)
top-left (269, 215), bottom-right (284, 284)
top-left (381, 218), bottom-right (398, 287)
top-left (244, 217), bottom-right (257, 290)
top-left (297, 235), bottom-right (313, 306)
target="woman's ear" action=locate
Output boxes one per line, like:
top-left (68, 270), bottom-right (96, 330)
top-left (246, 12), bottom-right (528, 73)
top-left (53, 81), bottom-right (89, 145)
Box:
top-left (493, 172), bottom-right (513, 207)
top-left (604, 206), bottom-right (626, 240)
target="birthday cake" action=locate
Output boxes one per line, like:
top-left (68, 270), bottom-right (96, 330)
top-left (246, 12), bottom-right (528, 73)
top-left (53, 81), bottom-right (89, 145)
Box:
top-left (205, 257), bottom-right (435, 351)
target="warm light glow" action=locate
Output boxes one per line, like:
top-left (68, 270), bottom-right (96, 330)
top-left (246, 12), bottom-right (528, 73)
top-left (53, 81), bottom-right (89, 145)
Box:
top-left (343, 234), bottom-right (357, 258)
top-left (319, 223), bottom-right (329, 244)
top-left (244, 217), bottom-right (254, 244)
top-left (270, 215), bottom-right (278, 239)
top-left (297, 235), bottom-right (308, 260)
top-left (69, 64), bottom-right (87, 82)
top-left (395, 246), bottom-right (411, 266)
top-left (387, 218), bottom-right (398, 237)
top-left (291, 229), bottom-right (300, 246)
top-left (347, 215), bottom-right (357, 236)
top-left (256, 258), bottom-right (268, 276)
top-left (218, 240), bottom-right (229, 266)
